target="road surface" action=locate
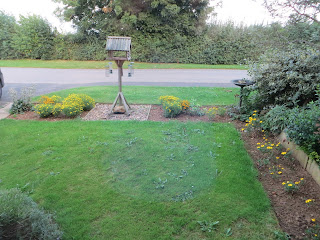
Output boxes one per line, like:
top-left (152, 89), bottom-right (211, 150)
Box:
top-left (0, 67), bottom-right (248, 102)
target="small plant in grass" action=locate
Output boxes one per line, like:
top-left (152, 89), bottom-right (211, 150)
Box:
top-left (154, 178), bottom-right (167, 189)
top-left (9, 86), bottom-right (35, 114)
top-left (206, 107), bottom-right (218, 120)
top-left (34, 104), bottom-right (54, 118)
top-left (282, 178), bottom-right (304, 193)
top-left (197, 220), bottom-right (219, 232)
top-left (0, 188), bottom-right (63, 239)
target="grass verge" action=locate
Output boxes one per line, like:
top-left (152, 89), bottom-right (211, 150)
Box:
top-left (0, 120), bottom-right (280, 239)
top-left (0, 60), bottom-right (248, 70)
top-left (35, 86), bottom-right (239, 105)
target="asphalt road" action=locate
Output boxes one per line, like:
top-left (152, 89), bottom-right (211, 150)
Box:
top-left (0, 67), bottom-right (248, 102)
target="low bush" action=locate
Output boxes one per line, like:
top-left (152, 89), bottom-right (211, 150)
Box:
top-left (159, 95), bottom-right (182, 118)
top-left (162, 101), bottom-right (182, 118)
top-left (34, 104), bottom-right (54, 118)
top-left (206, 107), bottom-right (218, 120)
top-left (187, 99), bottom-right (206, 116)
top-left (181, 100), bottom-right (190, 112)
top-left (0, 188), bottom-right (63, 239)
top-left (217, 107), bottom-right (226, 116)
top-left (61, 102), bottom-right (83, 118)
top-left (286, 102), bottom-right (320, 154)
top-left (9, 86), bottom-right (35, 114)
top-left (52, 103), bottom-right (62, 117)
top-left (248, 47), bottom-right (320, 109)
top-left (262, 105), bottom-right (291, 134)
top-left (78, 94), bottom-right (95, 111)
top-left (34, 94), bottom-right (94, 118)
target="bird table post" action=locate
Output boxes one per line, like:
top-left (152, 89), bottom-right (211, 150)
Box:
top-left (106, 36), bottom-right (132, 115)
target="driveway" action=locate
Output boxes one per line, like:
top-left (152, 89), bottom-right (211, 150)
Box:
top-left (0, 67), bottom-right (248, 102)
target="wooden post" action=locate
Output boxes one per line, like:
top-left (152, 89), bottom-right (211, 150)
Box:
top-left (116, 60), bottom-right (124, 105)
top-left (110, 59), bottom-right (131, 115)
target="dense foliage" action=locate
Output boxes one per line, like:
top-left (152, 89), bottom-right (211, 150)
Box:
top-left (12, 15), bottom-right (55, 60)
top-left (286, 102), bottom-right (320, 154)
top-left (248, 47), bottom-right (320, 108)
top-left (1, 4), bottom-right (320, 64)
top-left (0, 188), bottom-right (63, 239)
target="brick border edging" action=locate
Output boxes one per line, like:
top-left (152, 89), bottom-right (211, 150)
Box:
top-left (278, 131), bottom-right (320, 187)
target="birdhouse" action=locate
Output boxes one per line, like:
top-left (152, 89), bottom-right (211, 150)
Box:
top-left (106, 36), bottom-right (131, 61)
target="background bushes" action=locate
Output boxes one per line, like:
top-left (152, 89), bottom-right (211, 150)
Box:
top-left (248, 47), bottom-right (320, 109)
top-left (1, 10), bottom-right (319, 64)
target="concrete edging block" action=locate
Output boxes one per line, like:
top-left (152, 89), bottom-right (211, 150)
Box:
top-left (278, 131), bottom-right (320, 187)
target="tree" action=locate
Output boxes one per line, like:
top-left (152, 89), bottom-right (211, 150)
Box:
top-left (263, 0), bottom-right (320, 24)
top-left (53, 0), bottom-right (213, 37)
top-left (0, 11), bottom-right (17, 59)
top-left (12, 15), bottom-right (55, 59)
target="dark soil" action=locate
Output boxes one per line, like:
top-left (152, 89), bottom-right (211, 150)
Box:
top-left (6, 105), bottom-right (320, 239)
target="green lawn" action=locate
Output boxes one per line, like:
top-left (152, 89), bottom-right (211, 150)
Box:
top-left (0, 59), bottom-right (248, 70)
top-left (35, 86), bottom-right (239, 105)
top-left (0, 120), bottom-right (280, 239)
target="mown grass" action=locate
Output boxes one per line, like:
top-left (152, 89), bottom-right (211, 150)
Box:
top-left (0, 120), bottom-right (280, 239)
top-left (35, 86), bottom-right (239, 105)
top-left (0, 59), bottom-right (248, 70)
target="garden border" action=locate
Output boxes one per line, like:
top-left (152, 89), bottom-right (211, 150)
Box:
top-left (278, 131), bottom-right (320, 187)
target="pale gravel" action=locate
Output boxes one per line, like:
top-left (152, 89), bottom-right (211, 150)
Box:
top-left (82, 103), bottom-right (151, 121)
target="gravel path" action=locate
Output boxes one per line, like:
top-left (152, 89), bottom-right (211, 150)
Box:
top-left (83, 103), bottom-right (151, 121)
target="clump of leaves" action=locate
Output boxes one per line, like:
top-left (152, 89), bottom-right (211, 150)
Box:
top-left (0, 188), bottom-right (63, 239)
top-left (9, 86), bottom-right (35, 114)
top-left (197, 220), bottom-right (220, 232)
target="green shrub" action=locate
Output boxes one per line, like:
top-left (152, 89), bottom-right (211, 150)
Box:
top-left (34, 104), bottom-right (54, 118)
top-left (286, 102), bottom-right (320, 154)
top-left (78, 94), bottom-right (95, 111)
top-left (262, 105), bottom-right (291, 134)
top-left (217, 107), bottom-right (226, 117)
top-left (52, 103), bottom-right (62, 117)
top-left (187, 99), bottom-right (206, 116)
top-left (206, 107), bottom-right (218, 120)
top-left (9, 86), bottom-right (35, 114)
top-left (162, 101), bottom-right (182, 118)
top-left (0, 188), bottom-right (63, 239)
top-left (10, 99), bottom-right (33, 114)
top-left (62, 103), bottom-right (83, 118)
top-left (248, 47), bottom-right (320, 108)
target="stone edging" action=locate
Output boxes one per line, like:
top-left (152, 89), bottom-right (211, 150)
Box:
top-left (278, 131), bottom-right (320, 187)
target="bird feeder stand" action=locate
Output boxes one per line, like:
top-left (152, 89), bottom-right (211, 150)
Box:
top-left (106, 36), bottom-right (132, 115)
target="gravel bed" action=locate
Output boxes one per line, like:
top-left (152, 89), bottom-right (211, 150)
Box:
top-left (83, 103), bottom-right (151, 121)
